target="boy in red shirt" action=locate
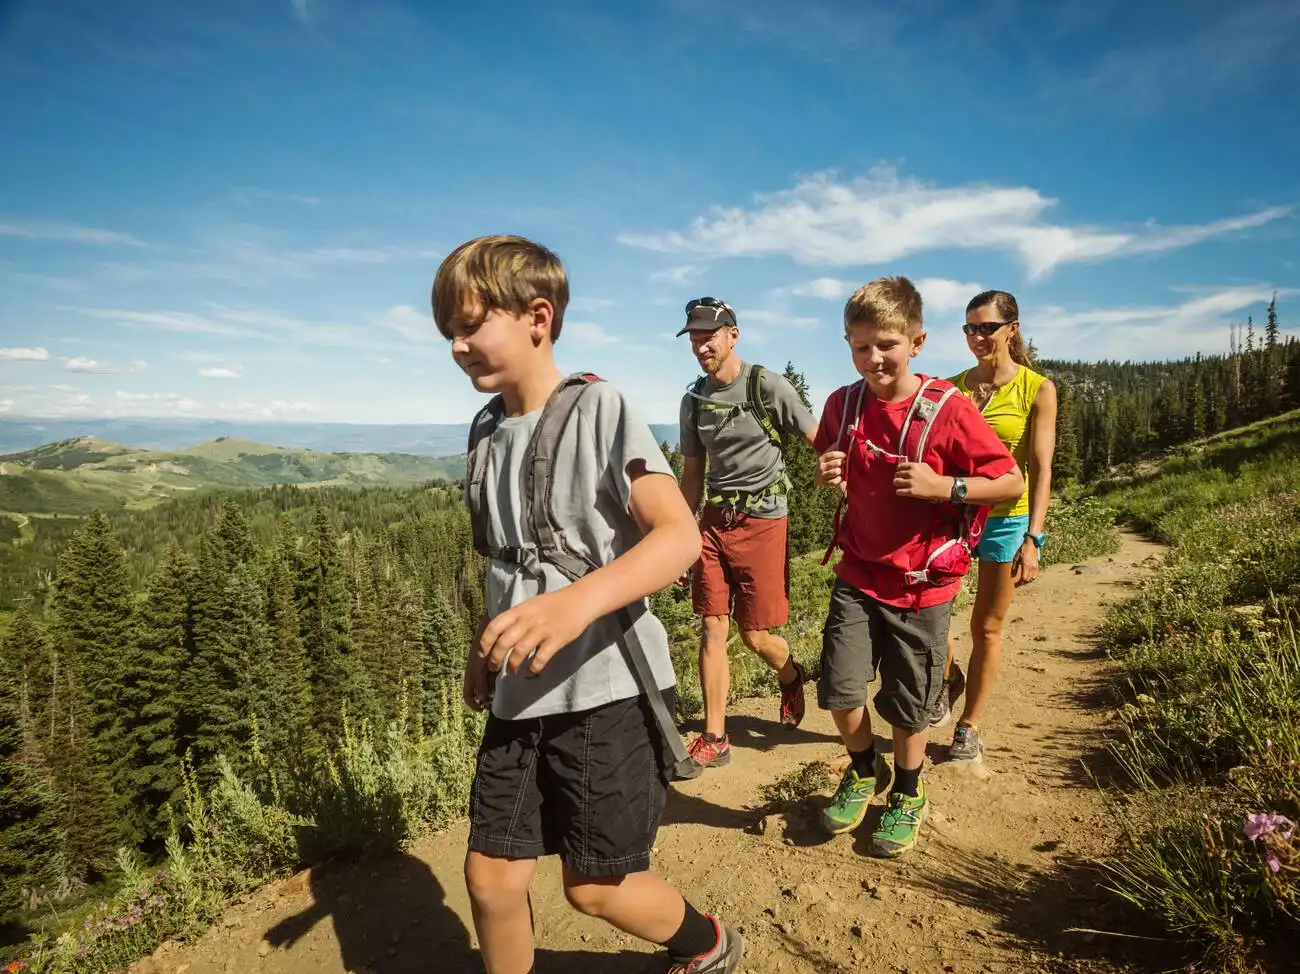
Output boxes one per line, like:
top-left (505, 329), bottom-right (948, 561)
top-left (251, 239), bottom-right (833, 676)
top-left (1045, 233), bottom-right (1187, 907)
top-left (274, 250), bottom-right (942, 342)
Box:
top-left (813, 276), bottom-right (1023, 857)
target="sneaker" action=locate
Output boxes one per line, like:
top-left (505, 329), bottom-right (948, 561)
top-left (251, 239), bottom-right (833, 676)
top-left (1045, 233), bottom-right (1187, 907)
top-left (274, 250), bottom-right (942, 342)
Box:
top-left (820, 751), bottom-right (892, 835)
top-left (928, 662), bottom-right (966, 728)
top-left (665, 916), bottom-right (745, 973)
top-left (869, 783), bottom-right (928, 858)
top-left (779, 661), bottom-right (807, 728)
top-left (684, 733), bottom-right (731, 775)
top-left (948, 722), bottom-right (983, 762)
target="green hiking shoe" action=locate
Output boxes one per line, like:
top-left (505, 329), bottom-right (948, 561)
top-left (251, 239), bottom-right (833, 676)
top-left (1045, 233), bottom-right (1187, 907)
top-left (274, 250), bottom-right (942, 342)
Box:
top-left (869, 783), bottom-right (928, 858)
top-left (820, 751), bottom-right (892, 835)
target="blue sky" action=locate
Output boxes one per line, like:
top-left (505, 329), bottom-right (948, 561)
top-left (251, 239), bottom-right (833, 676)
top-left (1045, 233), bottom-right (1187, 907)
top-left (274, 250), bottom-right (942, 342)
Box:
top-left (1, 0), bottom-right (1297, 427)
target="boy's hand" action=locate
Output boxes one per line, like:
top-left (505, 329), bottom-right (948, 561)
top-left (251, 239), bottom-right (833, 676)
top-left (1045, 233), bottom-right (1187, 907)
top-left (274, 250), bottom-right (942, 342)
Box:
top-left (479, 588), bottom-right (593, 677)
top-left (816, 451), bottom-right (847, 490)
top-left (893, 461), bottom-right (950, 502)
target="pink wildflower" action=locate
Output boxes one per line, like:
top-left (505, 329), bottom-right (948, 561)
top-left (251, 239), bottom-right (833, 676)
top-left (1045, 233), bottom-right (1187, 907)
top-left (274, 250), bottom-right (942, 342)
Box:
top-left (1244, 812), bottom-right (1294, 841)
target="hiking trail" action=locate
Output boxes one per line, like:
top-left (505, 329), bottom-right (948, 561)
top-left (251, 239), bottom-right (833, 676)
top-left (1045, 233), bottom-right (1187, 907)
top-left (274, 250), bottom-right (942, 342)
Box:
top-left (131, 531), bottom-right (1166, 974)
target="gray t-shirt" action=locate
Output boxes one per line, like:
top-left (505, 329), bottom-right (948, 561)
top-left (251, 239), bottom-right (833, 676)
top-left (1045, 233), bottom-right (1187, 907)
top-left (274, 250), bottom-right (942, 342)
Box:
top-left (678, 362), bottom-right (817, 519)
top-left (470, 381), bottom-right (678, 721)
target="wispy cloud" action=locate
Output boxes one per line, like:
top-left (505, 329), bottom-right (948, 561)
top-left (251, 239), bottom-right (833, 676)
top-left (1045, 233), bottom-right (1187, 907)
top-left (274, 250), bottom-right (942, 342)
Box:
top-left (790, 277), bottom-right (852, 300)
top-left (380, 305), bottom-right (436, 343)
top-left (566, 321), bottom-right (620, 345)
top-left (569, 296), bottom-right (618, 312)
top-left (61, 356), bottom-right (118, 374)
top-left (199, 366), bottom-right (242, 379)
top-left (233, 186), bottom-right (321, 206)
top-left (650, 265), bottom-right (707, 285)
top-left (0, 219), bottom-right (149, 247)
top-left (116, 391), bottom-right (202, 413)
top-left (0, 347), bottom-right (50, 361)
top-left (0, 399), bottom-right (12, 414)
top-left (75, 307), bottom-right (245, 336)
top-left (289, 0), bottom-right (313, 27)
top-left (217, 399), bottom-right (319, 420)
top-left (736, 309), bottom-right (821, 331)
top-left (619, 167), bottom-right (1293, 279)
top-left (916, 278), bottom-right (985, 315)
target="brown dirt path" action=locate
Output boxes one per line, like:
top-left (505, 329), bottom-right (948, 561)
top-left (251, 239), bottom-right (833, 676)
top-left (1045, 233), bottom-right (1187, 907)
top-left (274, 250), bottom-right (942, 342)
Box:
top-left (134, 531), bottom-right (1166, 974)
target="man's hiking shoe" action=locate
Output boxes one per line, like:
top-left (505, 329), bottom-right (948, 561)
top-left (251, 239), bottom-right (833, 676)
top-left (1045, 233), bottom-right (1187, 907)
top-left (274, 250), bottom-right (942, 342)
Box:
top-left (685, 733), bottom-right (731, 774)
top-left (665, 916), bottom-right (744, 973)
top-left (869, 783), bottom-right (928, 858)
top-left (929, 662), bottom-right (966, 728)
top-left (820, 752), bottom-right (892, 835)
top-left (779, 661), bottom-right (807, 729)
top-left (948, 722), bottom-right (983, 762)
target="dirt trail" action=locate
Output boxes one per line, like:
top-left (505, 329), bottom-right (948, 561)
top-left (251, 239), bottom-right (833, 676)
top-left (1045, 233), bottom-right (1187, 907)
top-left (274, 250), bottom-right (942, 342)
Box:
top-left (137, 532), bottom-right (1166, 974)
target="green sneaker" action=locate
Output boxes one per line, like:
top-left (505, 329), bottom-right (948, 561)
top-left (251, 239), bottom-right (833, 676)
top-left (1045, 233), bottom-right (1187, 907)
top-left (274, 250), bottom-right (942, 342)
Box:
top-left (869, 783), bottom-right (928, 858)
top-left (820, 752), bottom-right (892, 835)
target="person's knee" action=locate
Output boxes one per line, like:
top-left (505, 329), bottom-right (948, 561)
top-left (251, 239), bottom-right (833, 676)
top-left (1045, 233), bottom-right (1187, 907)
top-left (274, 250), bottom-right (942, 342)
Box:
top-left (739, 627), bottom-right (768, 651)
top-left (701, 615), bottom-right (730, 649)
top-left (562, 872), bottom-right (624, 918)
top-left (465, 853), bottom-right (530, 915)
top-left (970, 612), bottom-right (1007, 646)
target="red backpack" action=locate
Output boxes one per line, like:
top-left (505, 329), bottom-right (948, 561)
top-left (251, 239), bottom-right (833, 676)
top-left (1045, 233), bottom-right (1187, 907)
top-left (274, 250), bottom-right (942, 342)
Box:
top-left (821, 377), bottom-right (989, 588)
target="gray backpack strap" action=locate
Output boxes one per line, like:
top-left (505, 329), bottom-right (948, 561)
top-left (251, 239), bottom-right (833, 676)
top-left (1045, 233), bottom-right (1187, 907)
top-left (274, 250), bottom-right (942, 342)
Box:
top-left (466, 396), bottom-right (507, 560)
top-left (526, 373), bottom-right (694, 778)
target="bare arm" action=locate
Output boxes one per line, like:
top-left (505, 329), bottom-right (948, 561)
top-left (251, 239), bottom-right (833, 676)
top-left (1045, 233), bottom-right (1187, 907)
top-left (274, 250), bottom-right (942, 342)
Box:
top-left (478, 465), bottom-right (701, 676)
top-left (680, 453), bottom-right (705, 515)
top-left (1025, 380), bottom-right (1057, 534)
top-left (894, 464), bottom-right (1024, 506)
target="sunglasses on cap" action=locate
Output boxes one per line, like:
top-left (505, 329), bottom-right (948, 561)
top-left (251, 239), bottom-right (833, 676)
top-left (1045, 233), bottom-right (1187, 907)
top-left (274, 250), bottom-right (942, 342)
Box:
top-left (962, 319), bottom-right (1017, 337)
top-left (685, 296), bottom-right (738, 326)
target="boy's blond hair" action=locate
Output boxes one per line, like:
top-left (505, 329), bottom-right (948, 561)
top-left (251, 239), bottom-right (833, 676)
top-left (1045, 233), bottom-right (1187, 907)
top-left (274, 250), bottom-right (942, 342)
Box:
top-left (432, 235), bottom-right (569, 340)
top-left (843, 276), bottom-right (924, 338)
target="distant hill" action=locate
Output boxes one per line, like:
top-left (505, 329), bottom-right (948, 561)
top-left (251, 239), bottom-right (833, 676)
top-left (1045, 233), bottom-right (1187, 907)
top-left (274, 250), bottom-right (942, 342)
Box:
top-left (0, 436), bottom-right (463, 515)
top-left (0, 417), bottom-right (682, 456)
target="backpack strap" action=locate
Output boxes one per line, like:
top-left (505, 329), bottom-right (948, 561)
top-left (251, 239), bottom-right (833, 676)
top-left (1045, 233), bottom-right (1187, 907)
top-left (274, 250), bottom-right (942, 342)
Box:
top-left (466, 396), bottom-right (508, 562)
top-left (746, 364), bottom-right (781, 448)
top-left (898, 379), bottom-right (960, 464)
top-left (821, 380), bottom-right (869, 566)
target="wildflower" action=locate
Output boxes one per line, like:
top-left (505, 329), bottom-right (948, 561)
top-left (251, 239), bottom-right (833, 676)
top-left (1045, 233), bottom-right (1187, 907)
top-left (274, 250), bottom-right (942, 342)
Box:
top-left (7, 961), bottom-right (26, 973)
top-left (1244, 812), bottom-right (1294, 841)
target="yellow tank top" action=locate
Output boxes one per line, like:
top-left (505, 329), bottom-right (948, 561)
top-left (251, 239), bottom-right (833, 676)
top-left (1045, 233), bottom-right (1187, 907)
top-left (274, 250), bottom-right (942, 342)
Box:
top-left (949, 365), bottom-right (1046, 518)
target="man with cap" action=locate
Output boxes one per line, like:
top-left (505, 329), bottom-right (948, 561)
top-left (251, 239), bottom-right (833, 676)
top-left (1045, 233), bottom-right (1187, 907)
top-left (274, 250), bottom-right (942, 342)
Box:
top-left (675, 296), bottom-right (821, 777)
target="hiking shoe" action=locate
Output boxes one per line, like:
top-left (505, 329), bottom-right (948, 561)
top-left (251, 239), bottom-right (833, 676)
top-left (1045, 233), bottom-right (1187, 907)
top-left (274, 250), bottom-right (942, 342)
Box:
top-left (948, 722), bottom-right (983, 762)
top-left (686, 733), bottom-right (731, 774)
top-left (820, 751), bottom-right (892, 835)
top-left (779, 661), bottom-right (807, 729)
top-left (869, 783), bottom-right (929, 858)
top-left (928, 662), bottom-right (966, 728)
top-left (665, 916), bottom-right (745, 973)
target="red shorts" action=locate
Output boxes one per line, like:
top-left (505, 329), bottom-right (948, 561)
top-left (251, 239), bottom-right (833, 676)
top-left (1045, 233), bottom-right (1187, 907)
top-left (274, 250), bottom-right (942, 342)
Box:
top-left (691, 506), bottom-right (789, 631)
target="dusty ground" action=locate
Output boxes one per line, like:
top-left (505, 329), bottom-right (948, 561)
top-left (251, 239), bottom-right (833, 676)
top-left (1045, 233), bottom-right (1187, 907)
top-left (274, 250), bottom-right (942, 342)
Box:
top-left (134, 532), bottom-right (1169, 974)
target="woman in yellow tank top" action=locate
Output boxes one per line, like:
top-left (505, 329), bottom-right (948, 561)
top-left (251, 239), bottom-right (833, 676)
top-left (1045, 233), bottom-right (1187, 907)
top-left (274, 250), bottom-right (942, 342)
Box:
top-left (930, 290), bottom-right (1058, 764)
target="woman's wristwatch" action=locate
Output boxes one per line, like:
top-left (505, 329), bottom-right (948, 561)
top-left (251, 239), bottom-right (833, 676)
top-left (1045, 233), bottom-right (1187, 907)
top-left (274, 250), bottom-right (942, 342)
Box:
top-left (1026, 531), bottom-right (1047, 549)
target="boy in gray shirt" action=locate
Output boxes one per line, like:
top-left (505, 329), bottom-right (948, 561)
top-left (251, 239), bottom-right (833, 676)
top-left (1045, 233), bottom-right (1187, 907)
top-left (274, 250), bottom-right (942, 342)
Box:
top-left (677, 297), bottom-right (819, 775)
top-left (435, 237), bottom-right (743, 974)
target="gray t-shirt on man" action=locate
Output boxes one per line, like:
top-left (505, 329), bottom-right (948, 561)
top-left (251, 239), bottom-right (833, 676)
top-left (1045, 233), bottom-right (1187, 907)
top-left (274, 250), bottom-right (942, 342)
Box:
top-left (470, 380), bottom-right (678, 721)
top-left (678, 362), bottom-right (817, 519)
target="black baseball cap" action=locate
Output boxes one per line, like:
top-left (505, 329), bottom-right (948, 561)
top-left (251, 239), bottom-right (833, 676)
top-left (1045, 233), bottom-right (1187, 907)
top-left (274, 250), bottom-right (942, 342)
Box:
top-left (675, 296), bottom-right (738, 336)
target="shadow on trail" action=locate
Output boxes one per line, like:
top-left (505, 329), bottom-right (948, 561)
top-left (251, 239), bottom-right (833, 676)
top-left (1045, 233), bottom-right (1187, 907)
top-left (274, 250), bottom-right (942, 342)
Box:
top-left (265, 853), bottom-right (653, 973)
top-left (902, 840), bottom-right (1183, 973)
top-left (679, 712), bottom-right (842, 752)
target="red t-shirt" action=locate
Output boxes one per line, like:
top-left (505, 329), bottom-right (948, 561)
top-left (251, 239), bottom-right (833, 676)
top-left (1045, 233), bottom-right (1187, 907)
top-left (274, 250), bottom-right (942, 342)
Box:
top-left (814, 374), bottom-right (1017, 608)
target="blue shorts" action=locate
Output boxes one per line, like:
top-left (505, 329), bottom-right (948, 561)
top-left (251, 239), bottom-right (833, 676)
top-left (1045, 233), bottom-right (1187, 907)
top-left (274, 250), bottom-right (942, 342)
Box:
top-left (976, 514), bottom-right (1030, 564)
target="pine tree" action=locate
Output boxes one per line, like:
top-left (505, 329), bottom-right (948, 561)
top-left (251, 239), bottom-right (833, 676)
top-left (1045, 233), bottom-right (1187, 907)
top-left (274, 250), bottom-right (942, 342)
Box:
top-left (265, 538), bottom-right (314, 761)
top-left (0, 611), bottom-right (52, 770)
top-left (780, 362), bottom-right (834, 556)
top-left (1265, 293), bottom-right (1280, 351)
top-left (218, 563), bottom-right (276, 779)
top-left (116, 543), bottom-right (195, 842)
top-left (0, 692), bottom-right (66, 920)
top-left (298, 508), bottom-right (373, 739)
top-left (422, 587), bottom-right (469, 727)
top-left (1052, 384), bottom-right (1082, 484)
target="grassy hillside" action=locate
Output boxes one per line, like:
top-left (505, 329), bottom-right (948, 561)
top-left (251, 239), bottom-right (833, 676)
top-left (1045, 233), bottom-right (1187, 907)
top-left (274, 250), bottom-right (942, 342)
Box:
top-left (1091, 410), bottom-right (1299, 970)
top-left (0, 435), bottom-right (463, 515)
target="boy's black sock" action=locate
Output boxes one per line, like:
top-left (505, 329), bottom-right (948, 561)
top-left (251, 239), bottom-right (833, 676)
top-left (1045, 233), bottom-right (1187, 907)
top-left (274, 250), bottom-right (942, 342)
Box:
top-left (664, 900), bottom-right (718, 959)
top-left (849, 745), bottom-right (876, 777)
top-left (893, 763), bottom-right (922, 798)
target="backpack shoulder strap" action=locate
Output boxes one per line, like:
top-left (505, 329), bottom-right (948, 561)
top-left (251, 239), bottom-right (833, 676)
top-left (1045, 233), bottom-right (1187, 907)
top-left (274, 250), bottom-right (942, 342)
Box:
top-left (689, 374), bottom-right (707, 435)
top-left (834, 380), bottom-right (868, 452)
top-left (526, 372), bottom-right (604, 582)
top-left (746, 364), bottom-right (780, 447)
top-left (466, 396), bottom-right (507, 560)
top-left (899, 378), bottom-right (960, 463)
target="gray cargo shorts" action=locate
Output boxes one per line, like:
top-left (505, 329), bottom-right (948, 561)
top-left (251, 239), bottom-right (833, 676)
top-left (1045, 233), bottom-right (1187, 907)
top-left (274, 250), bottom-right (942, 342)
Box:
top-left (817, 577), bottom-right (953, 732)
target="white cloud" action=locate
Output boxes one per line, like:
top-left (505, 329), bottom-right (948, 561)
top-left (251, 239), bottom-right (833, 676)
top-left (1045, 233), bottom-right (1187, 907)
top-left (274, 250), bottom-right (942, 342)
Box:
top-left (0, 347), bottom-right (50, 361)
top-left (61, 356), bottom-right (118, 374)
top-left (49, 384), bottom-right (78, 392)
top-left (736, 309), bottom-right (821, 331)
top-left (916, 278), bottom-right (986, 315)
top-left (650, 265), bottom-right (707, 285)
top-left (369, 355), bottom-right (394, 365)
top-left (115, 391), bottom-right (202, 413)
top-left (619, 167), bottom-right (1292, 279)
top-left (290, 0), bottom-right (312, 26)
top-left (216, 399), bottom-right (319, 420)
top-left (131, 359), bottom-right (149, 372)
top-left (0, 399), bottom-right (12, 413)
top-left (569, 297), bottom-right (618, 312)
top-left (791, 277), bottom-right (852, 300)
top-left (381, 304), bottom-right (436, 343)
top-left (200, 367), bottom-right (242, 379)
top-left (75, 308), bottom-right (243, 336)
top-left (234, 186), bottom-right (321, 206)
top-left (0, 219), bottom-right (148, 247)
top-left (566, 321), bottom-right (620, 345)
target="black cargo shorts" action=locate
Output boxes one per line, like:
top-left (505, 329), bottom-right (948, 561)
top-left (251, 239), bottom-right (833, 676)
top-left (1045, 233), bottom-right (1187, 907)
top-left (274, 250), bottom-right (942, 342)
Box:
top-left (817, 578), bottom-right (952, 732)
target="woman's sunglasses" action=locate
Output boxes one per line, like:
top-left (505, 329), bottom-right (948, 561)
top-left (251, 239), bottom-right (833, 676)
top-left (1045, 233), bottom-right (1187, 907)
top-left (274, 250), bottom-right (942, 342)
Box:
top-left (962, 319), bottom-right (1017, 337)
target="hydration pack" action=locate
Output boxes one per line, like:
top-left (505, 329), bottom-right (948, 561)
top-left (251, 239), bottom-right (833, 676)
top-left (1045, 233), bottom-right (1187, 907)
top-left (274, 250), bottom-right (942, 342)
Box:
top-left (465, 372), bottom-right (695, 779)
top-left (687, 363), bottom-right (790, 511)
top-left (821, 377), bottom-right (989, 590)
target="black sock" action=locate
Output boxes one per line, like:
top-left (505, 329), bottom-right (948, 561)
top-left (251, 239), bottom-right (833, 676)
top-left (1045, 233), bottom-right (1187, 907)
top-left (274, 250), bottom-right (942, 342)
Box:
top-left (703, 731), bottom-right (725, 744)
top-left (849, 746), bottom-right (876, 777)
top-left (664, 901), bottom-right (718, 959)
top-left (893, 763), bottom-right (922, 798)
